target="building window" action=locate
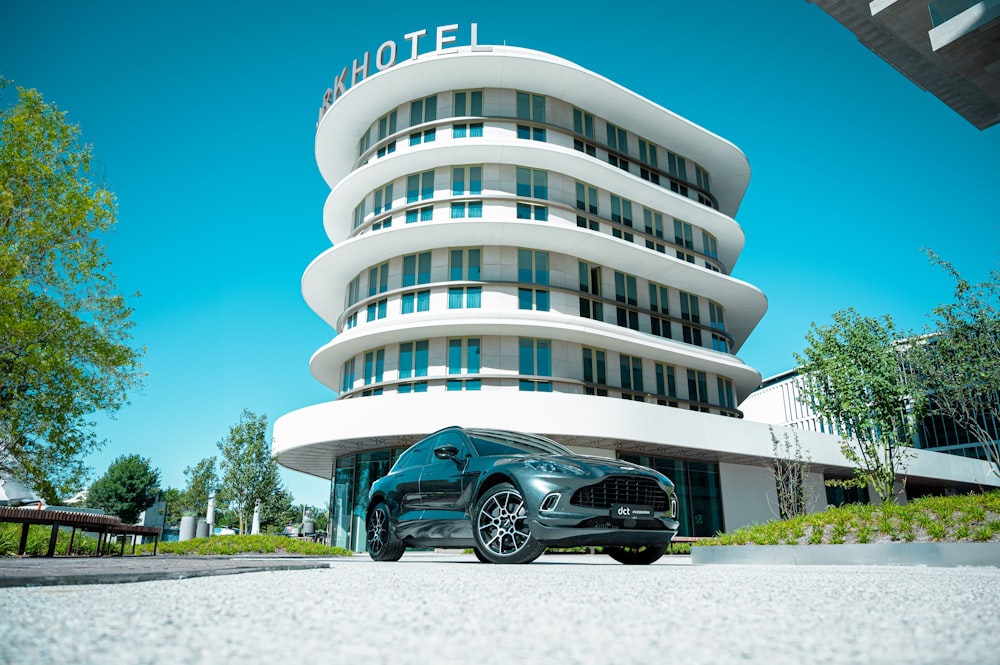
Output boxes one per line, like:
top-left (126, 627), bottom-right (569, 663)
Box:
top-left (401, 252), bottom-right (431, 315)
top-left (687, 369), bottom-right (709, 411)
top-left (611, 194), bottom-right (633, 241)
top-left (680, 291), bottom-right (702, 346)
top-left (453, 90), bottom-right (483, 138)
top-left (341, 357), bottom-right (356, 394)
top-left (366, 262), bottom-right (389, 322)
top-left (703, 231), bottom-right (718, 260)
top-left (448, 338), bottom-right (481, 391)
top-left (710, 301), bottom-right (728, 352)
top-left (409, 95), bottom-right (437, 145)
top-left (398, 341), bottom-right (429, 393)
top-left (376, 110), bottom-right (397, 157)
top-left (362, 348), bottom-right (385, 396)
top-left (352, 199), bottom-right (368, 230)
top-left (654, 363), bottom-right (678, 407)
top-left (614, 271), bottom-right (639, 330)
top-left (575, 181), bottom-right (599, 230)
top-left (649, 282), bottom-right (670, 339)
top-left (696, 165), bottom-right (710, 193)
top-left (406, 170), bottom-right (434, 223)
top-left (582, 347), bottom-right (608, 396)
top-left (372, 182), bottom-right (392, 231)
top-left (516, 92), bottom-right (546, 141)
top-left (518, 249), bottom-right (549, 311)
top-left (644, 208), bottom-right (665, 253)
top-left (519, 338), bottom-right (551, 392)
top-left (638, 138), bottom-right (660, 184)
top-left (449, 248), bottom-right (482, 309)
top-left (578, 261), bottom-right (603, 321)
top-left (620, 355), bottom-right (644, 401)
top-left (606, 121), bottom-right (629, 171)
top-left (346, 274), bottom-right (361, 308)
top-left (572, 108), bottom-right (596, 156)
top-left (667, 151), bottom-right (689, 196)
top-left (451, 166), bottom-right (482, 219)
top-left (575, 182), bottom-right (598, 214)
top-left (516, 167), bottom-right (548, 220)
top-left (674, 219), bottom-right (695, 263)
top-left (717, 377), bottom-right (735, 413)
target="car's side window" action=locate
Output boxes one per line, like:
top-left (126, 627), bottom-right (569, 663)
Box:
top-left (395, 438), bottom-right (434, 470)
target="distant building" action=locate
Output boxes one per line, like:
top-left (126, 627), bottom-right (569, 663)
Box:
top-left (808, 0), bottom-right (1000, 129)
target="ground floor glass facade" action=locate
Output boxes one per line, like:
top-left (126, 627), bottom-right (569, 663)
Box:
top-left (619, 454), bottom-right (724, 537)
top-left (331, 448), bottom-right (405, 551)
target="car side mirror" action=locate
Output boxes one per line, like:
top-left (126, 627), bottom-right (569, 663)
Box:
top-left (434, 445), bottom-right (459, 460)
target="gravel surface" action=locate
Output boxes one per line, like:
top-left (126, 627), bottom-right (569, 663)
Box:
top-left (1, 552), bottom-right (998, 664)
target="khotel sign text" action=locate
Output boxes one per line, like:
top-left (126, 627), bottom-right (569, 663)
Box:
top-left (319, 23), bottom-right (491, 122)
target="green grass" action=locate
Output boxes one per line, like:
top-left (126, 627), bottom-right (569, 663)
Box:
top-left (1, 523), bottom-right (104, 556)
top-left (699, 490), bottom-right (1000, 547)
top-left (138, 534), bottom-right (352, 556)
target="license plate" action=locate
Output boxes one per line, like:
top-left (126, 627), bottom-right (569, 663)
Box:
top-left (611, 504), bottom-right (655, 519)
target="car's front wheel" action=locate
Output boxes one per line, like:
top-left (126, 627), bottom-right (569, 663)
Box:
top-left (473, 483), bottom-right (545, 564)
top-left (367, 502), bottom-right (405, 561)
top-left (604, 544), bottom-right (668, 565)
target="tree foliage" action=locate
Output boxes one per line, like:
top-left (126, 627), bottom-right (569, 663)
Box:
top-left (909, 251), bottom-right (1000, 475)
top-left (794, 309), bottom-right (919, 504)
top-left (260, 485), bottom-right (298, 534)
top-left (181, 456), bottom-right (218, 517)
top-left (86, 454), bottom-right (160, 524)
top-left (216, 409), bottom-right (280, 534)
top-left (0, 79), bottom-right (144, 502)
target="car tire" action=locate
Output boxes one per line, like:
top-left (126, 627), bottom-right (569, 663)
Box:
top-left (473, 482), bottom-right (545, 564)
top-left (604, 544), bottom-right (668, 565)
top-left (472, 546), bottom-right (492, 563)
top-left (367, 502), bottom-right (405, 562)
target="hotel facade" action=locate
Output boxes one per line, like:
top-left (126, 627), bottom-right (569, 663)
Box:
top-left (274, 25), bottom-right (997, 551)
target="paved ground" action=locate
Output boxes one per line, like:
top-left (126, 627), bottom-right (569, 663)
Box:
top-left (1, 551), bottom-right (999, 664)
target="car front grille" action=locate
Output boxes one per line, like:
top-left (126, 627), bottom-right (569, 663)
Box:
top-left (570, 476), bottom-right (669, 511)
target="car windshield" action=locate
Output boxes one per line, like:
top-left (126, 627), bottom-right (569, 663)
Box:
top-left (466, 429), bottom-right (572, 457)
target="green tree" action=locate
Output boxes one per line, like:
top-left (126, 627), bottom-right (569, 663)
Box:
top-left (794, 309), bottom-right (920, 504)
top-left (0, 79), bottom-right (144, 503)
top-left (86, 454), bottom-right (160, 523)
top-left (260, 485), bottom-right (298, 534)
top-left (216, 409), bottom-right (280, 534)
top-left (180, 456), bottom-right (217, 516)
top-left (910, 251), bottom-right (1000, 475)
top-left (160, 486), bottom-right (184, 526)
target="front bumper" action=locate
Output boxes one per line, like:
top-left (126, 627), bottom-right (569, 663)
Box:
top-left (527, 517), bottom-right (680, 548)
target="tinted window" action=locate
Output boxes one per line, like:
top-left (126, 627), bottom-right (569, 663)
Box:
top-left (467, 430), bottom-right (571, 457)
top-left (392, 438), bottom-right (435, 470)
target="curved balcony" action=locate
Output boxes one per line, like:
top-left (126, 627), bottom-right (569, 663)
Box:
top-left (316, 46), bottom-right (750, 216)
top-left (301, 219), bottom-right (767, 351)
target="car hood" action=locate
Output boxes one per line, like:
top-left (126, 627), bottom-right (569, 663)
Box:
top-left (495, 454), bottom-right (674, 488)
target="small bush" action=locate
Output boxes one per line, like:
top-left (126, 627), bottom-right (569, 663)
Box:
top-left (139, 534), bottom-right (351, 556)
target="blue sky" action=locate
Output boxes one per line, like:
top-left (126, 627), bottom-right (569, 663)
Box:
top-left (2, 1), bottom-right (998, 509)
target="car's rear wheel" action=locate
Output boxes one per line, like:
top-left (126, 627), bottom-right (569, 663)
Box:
top-left (473, 483), bottom-right (545, 564)
top-left (604, 544), bottom-right (668, 565)
top-left (367, 502), bottom-right (405, 561)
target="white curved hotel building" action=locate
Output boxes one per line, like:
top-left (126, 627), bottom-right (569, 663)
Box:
top-left (275, 26), bottom-right (997, 550)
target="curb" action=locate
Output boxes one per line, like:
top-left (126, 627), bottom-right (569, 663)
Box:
top-left (691, 542), bottom-right (1000, 567)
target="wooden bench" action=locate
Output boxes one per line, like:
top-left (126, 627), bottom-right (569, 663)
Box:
top-left (0, 506), bottom-right (161, 557)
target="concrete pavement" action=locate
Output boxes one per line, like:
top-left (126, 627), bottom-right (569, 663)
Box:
top-left (1, 551), bottom-right (998, 664)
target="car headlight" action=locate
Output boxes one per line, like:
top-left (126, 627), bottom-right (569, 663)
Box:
top-left (523, 459), bottom-right (586, 476)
